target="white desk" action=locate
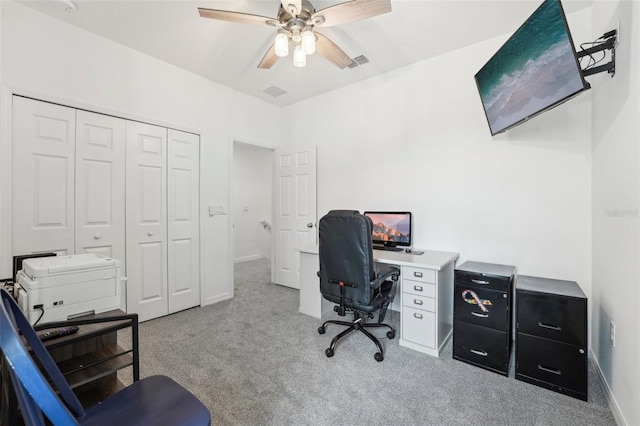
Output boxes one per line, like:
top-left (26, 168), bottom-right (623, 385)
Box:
top-left (298, 246), bottom-right (459, 357)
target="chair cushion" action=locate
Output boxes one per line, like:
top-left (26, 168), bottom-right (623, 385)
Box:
top-left (80, 375), bottom-right (210, 426)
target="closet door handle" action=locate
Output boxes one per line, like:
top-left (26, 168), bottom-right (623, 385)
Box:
top-left (470, 349), bottom-right (488, 357)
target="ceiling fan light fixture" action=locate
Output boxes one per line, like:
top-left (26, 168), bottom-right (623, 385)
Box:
top-left (274, 31), bottom-right (289, 57)
top-left (293, 44), bottom-right (306, 67)
top-left (301, 27), bottom-right (315, 55)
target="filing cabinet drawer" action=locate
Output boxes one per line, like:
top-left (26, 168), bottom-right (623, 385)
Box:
top-left (403, 279), bottom-right (435, 298)
top-left (454, 284), bottom-right (509, 331)
top-left (517, 291), bottom-right (586, 347)
top-left (402, 306), bottom-right (435, 348)
top-left (453, 321), bottom-right (509, 375)
top-left (403, 293), bottom-right (435, 312)
top-left (516, 333), bottom-right (587, 399)
top-left (403, 266), bottom-right (435, 284)
top-left (455, 270), bottom-right (511, 292)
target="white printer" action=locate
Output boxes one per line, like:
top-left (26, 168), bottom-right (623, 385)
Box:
top-left (16, 253), bottom-right (121, 324)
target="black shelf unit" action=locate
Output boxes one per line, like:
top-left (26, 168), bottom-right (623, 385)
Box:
top-left (515, 275), bottom-right (588, 401)
top-left (453, 261), bottom-right (516, 376)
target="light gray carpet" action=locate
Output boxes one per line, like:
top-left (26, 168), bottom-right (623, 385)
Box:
top-left (120, 258), bottom-right (615, 425)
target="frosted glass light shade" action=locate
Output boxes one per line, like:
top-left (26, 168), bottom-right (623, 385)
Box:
top-left (275, 32), bottom-right (289, 57)
top-left (301, 29), bottom-right (315, 55)
top-left (293, 44), bottom-right (306, 67)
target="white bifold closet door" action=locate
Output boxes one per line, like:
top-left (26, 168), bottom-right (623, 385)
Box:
top-left (12, 97), bottom-right (76, 256)
top-left (167, 129), bottom-right (200, 314)
top-left (75, 110), bottom-right (126, 266)
top-left (126, 123), bottom-right (200, 322)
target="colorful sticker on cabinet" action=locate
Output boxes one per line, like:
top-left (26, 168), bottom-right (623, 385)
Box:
top-left (461, 289), bottom-right (493, 312)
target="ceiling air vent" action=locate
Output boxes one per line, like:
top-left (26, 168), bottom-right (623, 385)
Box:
top-left (348, 55), bottom-right (370, 69)
top-left (262, 85), bottom-right (287, 97)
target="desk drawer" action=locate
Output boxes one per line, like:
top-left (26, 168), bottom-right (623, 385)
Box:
top-left (453, 321), bottom-right (509, 375)
top-left (454, 284), bottom-right (509, 331)
top-left (402, 306), bottom-right (435, 348)
top-left (403, 266), bottom-right (435, 284)
top-left (403, 279), bottom-right (435, 298)
top-left (455, 270), bottom-right (511, 292)
top-left (403, 294), bottom-right (435, 312)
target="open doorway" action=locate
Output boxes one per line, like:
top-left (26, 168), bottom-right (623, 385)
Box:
top-left (231, 141), bottom-right (274, 283)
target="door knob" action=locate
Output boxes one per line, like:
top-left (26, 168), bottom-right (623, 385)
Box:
top-left (94, 234), bottom-right (101, 240)
top-left (147, 231), bottom-right (154, 237)
top-left (307, 223), bottom-right (313, 228)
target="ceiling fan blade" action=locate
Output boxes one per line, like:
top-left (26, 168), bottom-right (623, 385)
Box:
top-left (258, 44), bottom-right (280, 70)
top-left (312, 0), bottom-right (391, 27)
top-left (280, 0), bottom-right (302, 17)
top-left (198, 8), bottom-right (277, 26)
top-left (314, 33), bottom-right (353, 69)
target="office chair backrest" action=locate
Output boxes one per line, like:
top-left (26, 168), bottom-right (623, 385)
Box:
top-left (0, 288), bottom-right (83, 425)
top-left (319, 210), bottom-right (376, 307)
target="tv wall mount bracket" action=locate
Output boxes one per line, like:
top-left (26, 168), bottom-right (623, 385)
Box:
top-left (578, 29), bottom-right (617, 77)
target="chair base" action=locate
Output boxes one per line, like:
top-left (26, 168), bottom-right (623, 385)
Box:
top-left (318, 312), bottom-right (395, 362)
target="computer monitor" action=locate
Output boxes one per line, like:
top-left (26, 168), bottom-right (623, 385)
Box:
top-left (363, 211), bottom-right (412, 250)
top-left (13, 252), bottom-right (57, 282)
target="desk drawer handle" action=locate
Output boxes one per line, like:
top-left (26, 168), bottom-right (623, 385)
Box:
top-left (538, 365), bottom-right (562, 375)
top-left (413, 285), bottom-right (423, 292)
top-left (471, 312), bottom-right (488, 318)
top-left (413, 271), bottom-right (423, 278)
top-left (413, 299), bottom-right (423, 306)
top-left (471, 279), bottom-right (489, 285)
top-left (538, 322), bottom-right (562, 331)
top-left (470, 349), bottom-right (488, 357)
top-left (413, 313), bottom-right (423, 319)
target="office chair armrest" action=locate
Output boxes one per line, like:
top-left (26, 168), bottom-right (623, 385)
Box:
top-left (370, 265), bottom-right (400, 289)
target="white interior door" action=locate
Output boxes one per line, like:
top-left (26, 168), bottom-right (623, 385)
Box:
top-left (75, 110), bottom-right (126, 267)
top-left (274, 146), bottom-right (317, 289)
top-left (12, 97), bottom-right (76, 256)
top-left (167, 129), bottom-right (200, 313)
top-left (125, 121), bottom-right (168, 322)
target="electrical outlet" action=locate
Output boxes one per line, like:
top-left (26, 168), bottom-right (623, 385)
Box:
top-left (610, 320), bottom-right (616, 347)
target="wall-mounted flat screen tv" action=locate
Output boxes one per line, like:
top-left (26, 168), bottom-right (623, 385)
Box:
top-left (475, 0), bottom-right (590, 136)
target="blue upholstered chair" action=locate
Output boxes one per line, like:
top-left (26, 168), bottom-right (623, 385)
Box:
top-left (0, 288), bottom-right (210, 426)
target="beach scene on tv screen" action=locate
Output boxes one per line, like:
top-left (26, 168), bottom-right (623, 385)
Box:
top-left (367, 213), bottom-right (410, 243)
top-left (475, 0), bottom-right (585, 134)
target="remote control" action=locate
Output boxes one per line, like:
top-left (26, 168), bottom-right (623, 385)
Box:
top-left (38, 325), bottom-right (79, 341)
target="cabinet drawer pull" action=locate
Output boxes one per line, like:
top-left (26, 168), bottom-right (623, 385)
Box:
top-left (471, 312), bottom-right (488, 318)
top-left (413, 285), bottom-right (423, 292)
top-left (413, 299), bottom-right (423, 306)
top-left (538, 364), bottom-right (562, 375)
top-left (413, 313), bottom-right (423, 319)
top-left (470, 349), bottom-right (488, 357)
top-left (413, 271), bottom-right (423, 278)
top-left (471, 279), bottom-right (489, 285)
top-left (537, 322), bottom-right (562, 331)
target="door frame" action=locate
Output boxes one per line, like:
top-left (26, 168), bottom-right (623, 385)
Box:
top-left (229, 138), bottom-right (277, 290)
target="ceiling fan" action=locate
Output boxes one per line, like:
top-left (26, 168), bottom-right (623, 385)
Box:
top-left (198, 0), bottom-right (391, 69)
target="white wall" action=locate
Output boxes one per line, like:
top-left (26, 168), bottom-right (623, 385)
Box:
top-left (0, 2), bottom-right (283, 304)
top-left (285, 9), bottom-right (593, 293)
top-left (590, 1), bottom-right (640, 425)
top-left (232, 142), bottom-right (273, 262)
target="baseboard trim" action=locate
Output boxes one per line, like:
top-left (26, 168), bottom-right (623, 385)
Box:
top-left (233, 254), bottom-right (264, 263)
top-left (203, 292), bottom-right (232, 306)
top-left (590, 349), bottom-right (627, 426)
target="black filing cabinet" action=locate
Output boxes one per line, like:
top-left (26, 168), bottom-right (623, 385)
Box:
top-left (453, 261), bottom-right (516, 376)
top-left (515, 275), bottom-right (587, 401)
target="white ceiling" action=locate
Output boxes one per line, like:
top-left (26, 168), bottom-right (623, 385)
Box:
top-left (20, 0), bottom-right (592, 107)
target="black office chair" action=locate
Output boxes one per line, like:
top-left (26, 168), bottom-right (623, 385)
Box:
top-left (317, 210), bottom-right (400, 362)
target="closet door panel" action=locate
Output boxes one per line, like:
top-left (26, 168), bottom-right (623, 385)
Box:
top-left (12, 97), bottom-right (75, 255)
top-left (126, 121), bottom-right (168, 322)
top-left (167, 129), bottom-right (200, 313)
top-left (75, 110), bottom-right (126, 268)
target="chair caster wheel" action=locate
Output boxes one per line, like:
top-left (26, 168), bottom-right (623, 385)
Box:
top-left (374, 352), bottom-right (384, 362)
top-left (318, 326), bottom-right (326, 334)
top-left (325, 348), bottom-right (334, 357)
top-left (387, 330), bottom-right (396, 339)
